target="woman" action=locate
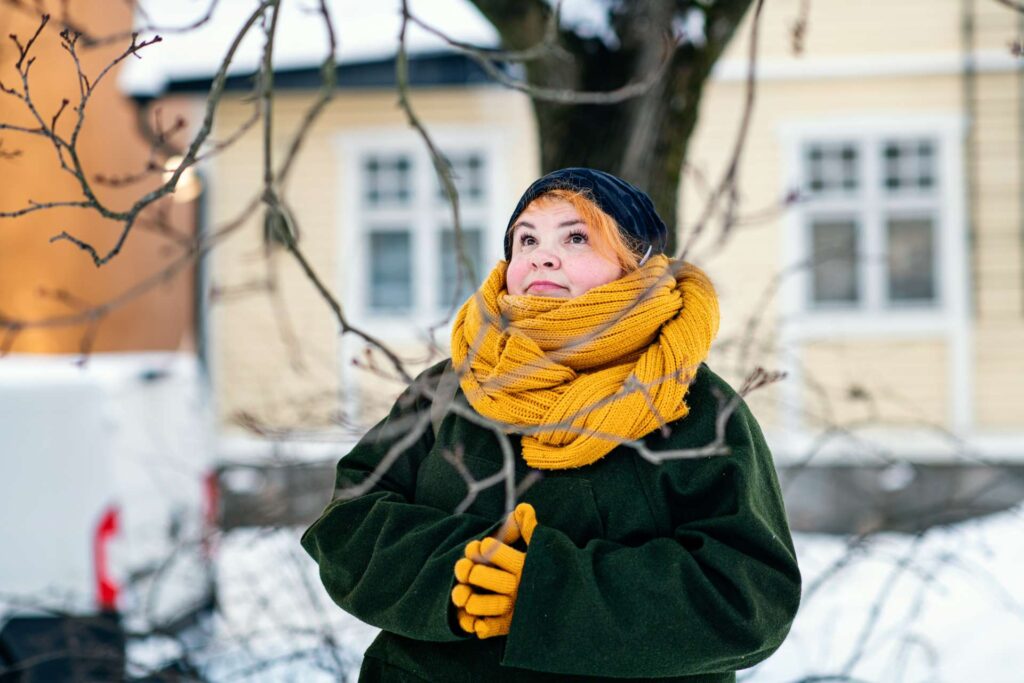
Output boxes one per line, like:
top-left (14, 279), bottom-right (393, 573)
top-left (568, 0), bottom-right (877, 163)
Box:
top-left (302, 168), bottom-right (801, 682)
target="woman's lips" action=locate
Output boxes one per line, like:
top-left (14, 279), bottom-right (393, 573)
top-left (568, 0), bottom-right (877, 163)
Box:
top-left (527, 281), bottom-right (566, 293)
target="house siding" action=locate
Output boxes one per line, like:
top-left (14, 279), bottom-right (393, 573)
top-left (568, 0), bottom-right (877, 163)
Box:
top-left (971, 67), bottom-right (1024, 429)
top-left (800, 339), bottom-right (949, 428)
top-left (689, 73), bottom-right (966, 434)
top-left (690, 1), bottom-right (1023, 445)
top-left (207, 87), bottom-right (536, 431)
top-left (197, 0), bottom-right (1022, 450)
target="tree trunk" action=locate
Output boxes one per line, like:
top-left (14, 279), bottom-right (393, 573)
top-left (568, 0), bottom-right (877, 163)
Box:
top-left (468, 0), bottom-right (754, 254)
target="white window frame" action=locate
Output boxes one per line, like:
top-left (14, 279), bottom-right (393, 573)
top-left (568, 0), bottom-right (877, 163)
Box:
top-left (779, 115), bottom-right (967, 336)
top-left (335, 127), bottom-right (508, 338)
top-left (334, 126), bottom-right (509, 419)
top-left (775, 114), bottom-right (972, 452)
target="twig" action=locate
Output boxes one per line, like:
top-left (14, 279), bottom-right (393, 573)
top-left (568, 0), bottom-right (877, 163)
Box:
top-left (275, 0), bottom-right (337, 183)
top-left (677, 0), bottom-right (766, 259)
top-left (0, 199), bottom-right (93, 219)
top-left (840, 534), bottom-right (926, 676)
top-left (993, 0), bottom-right (1024, 13)
top-left (37, 1), bottom-right (275, 266)
top-left (0, 138), bottom-right (21, 159)
top-left (1, 0), bottom-right (222, 47)
top-left (406, 8), bottom-right (679, 105)
top-left (396, 0), bottom-right (473, 330)
top-left (12, 11), bottom-right (48, 70)
top-left (791, 0), bottom-right (811, 55)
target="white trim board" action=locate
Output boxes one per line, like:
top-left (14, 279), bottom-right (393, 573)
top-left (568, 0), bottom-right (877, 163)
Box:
top-left (776, 113), bottom-right (973, 448)
top-left (765, 428), bottom-right (1024, 466)
top-left (332, 125), bottom-right (510, 415)
top-left (217, 434), bottom-right (358, 465)
top-left (214, 428), bottom-right (1024, 467)
top-left (334, 126), bottom-right (508, 334)
top-left (714, 50), bottom-right (1021, 83)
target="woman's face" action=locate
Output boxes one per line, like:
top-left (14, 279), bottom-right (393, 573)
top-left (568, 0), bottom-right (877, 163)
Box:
top-left (506, 199), bottom-right (623, 298)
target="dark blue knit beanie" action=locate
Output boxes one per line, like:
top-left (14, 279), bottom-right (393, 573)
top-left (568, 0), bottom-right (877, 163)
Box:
top-left (503, 167), bottom-right (668, 261)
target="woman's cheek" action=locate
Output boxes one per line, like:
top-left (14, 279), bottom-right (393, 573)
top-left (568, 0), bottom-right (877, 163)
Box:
top-left (506, 259), bottom-right (529, 295)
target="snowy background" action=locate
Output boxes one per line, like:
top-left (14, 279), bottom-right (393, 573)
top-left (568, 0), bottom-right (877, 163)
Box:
top-left (30, 2), bottom-right (1017, 680)
top-left (127, 503), bottom-right (1024, 682)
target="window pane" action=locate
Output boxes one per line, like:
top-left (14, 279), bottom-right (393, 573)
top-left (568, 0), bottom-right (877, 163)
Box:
top-left (887, 217), bottom-right (936, 302)
top-left (882, 139), bottom-right (936, 193)
top-left (436, 153), bottom-right (486, 202)
top-left (369, 231), bottom-right (412, 311)
top-left (810, 219), bottom-right (859, 304)
top-left (805, 143), bottom-right (859, 195)
top-left (439, 228), bottom-right (484, 309)
top-left (363, 155), bottom-right (413, 206)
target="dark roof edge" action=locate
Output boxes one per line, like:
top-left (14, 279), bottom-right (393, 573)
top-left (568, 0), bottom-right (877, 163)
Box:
top-left (158, 51), bottom-right (505, 98)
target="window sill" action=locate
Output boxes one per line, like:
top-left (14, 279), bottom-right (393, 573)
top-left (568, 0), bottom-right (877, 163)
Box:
top-left (782, 308), bottom-right (953, 339)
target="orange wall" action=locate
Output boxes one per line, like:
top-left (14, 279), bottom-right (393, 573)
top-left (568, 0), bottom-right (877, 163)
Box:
top-left (0, 1), bottom-right (196, 354)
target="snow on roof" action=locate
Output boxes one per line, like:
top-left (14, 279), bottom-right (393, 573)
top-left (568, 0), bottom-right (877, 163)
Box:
top-left (119, 0), bottom-right (617, 97)
top-left (119, 0), bottom-right (501, 96)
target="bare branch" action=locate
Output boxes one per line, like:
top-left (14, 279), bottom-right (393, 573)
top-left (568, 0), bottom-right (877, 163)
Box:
top-left (677, 0), bottom-right (766, 258)
top-left (0, 78), bottom-right (21, 97)
top-left (266, 253), bottom-right (309, 374)
top-left (0, 138), bottom-right (21, 159)
top-left (791, 0), bottom-right (811, 55)
top-left (0, 122), bottom-right (49, 139)
top-left (279, 230), bottom-right (415, 385)
top-left (396, 0), bottom-right (473, 330)
top-left (406, 8), bottom-right (679, 105)
top-left (93, 109), bottom-right (187, 187)
top-left (259, 1), bottom-right (282, 199)
top-left (993, 0), bottom-right (1024, 13)
top-left (411, 1), bottom-right (569, 63)
top-left (73, 315), bottom-right (102, 365)
top-left (41, 1), bottom-right (273, 266)
top-left (11, 11), bottom-right (48, 70)
top-left (1, 0), bottom-right (221, 47)
top-left (332, 410), bottom-right (434, 501)
top-left (275, 0), bottom-right (337, 182)
top-left (0, 189), bottom-right (260, 349)
top-left (840, 535), bottom-right (926, 675)
top-left (49, 97), bottom-right (69, 133)
top-left (0, 198), bottom-right (93, 219)
top-left (0, 321), bottom-right (20, 357)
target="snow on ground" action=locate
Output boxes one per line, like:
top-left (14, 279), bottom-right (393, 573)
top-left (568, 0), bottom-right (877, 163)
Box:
top-left (129, 528), bottom-right (378, 681)
top-left (129, 504), bottom-right (1024, 682)
top-left (746, 504), bottom-right (1024, 682)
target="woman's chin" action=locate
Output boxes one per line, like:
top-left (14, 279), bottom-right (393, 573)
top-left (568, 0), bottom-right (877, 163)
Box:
top-left (524, 285), bottom-right (571, 298)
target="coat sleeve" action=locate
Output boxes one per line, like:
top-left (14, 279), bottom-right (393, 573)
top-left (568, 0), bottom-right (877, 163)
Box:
top-left (300, 365), bottom-right (494, 642)
top-left (500, 388), bottom-right (802, 678)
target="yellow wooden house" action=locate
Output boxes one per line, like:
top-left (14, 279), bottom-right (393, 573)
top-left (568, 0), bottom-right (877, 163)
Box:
top-left (128, 0), bottom-right (1024, 516)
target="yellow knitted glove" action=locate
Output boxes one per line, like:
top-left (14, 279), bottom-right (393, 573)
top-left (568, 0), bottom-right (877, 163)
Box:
top-left (510, 502), bottom-right (538, 545)
top-left (451, 503), bottom-right (537, 639)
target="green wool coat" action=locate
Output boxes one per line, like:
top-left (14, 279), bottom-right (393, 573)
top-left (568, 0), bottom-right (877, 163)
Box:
top-left (301, 361), bottom-right (801, 682)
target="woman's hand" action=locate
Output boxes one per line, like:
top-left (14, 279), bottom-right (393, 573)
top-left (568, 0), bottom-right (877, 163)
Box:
top-left (451, 503), bottom-right (537, 638)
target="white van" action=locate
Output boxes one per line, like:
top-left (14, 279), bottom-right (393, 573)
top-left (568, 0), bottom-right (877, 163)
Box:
top-left (0, 352), bottom-right (217, 680)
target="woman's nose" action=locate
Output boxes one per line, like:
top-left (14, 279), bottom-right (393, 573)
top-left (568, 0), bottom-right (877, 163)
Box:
top-left (531, 248), bottom-right (559, 269)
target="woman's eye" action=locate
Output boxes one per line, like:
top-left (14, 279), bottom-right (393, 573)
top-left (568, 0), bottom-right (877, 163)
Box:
top-left (519, 234), bottom-right (536, 246)
top-left (568, 231), bottom-right (588, 245)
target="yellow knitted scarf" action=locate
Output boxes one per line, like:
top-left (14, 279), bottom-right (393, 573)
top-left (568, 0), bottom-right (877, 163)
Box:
top-left (450, 254), bottom-right (720, 470)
